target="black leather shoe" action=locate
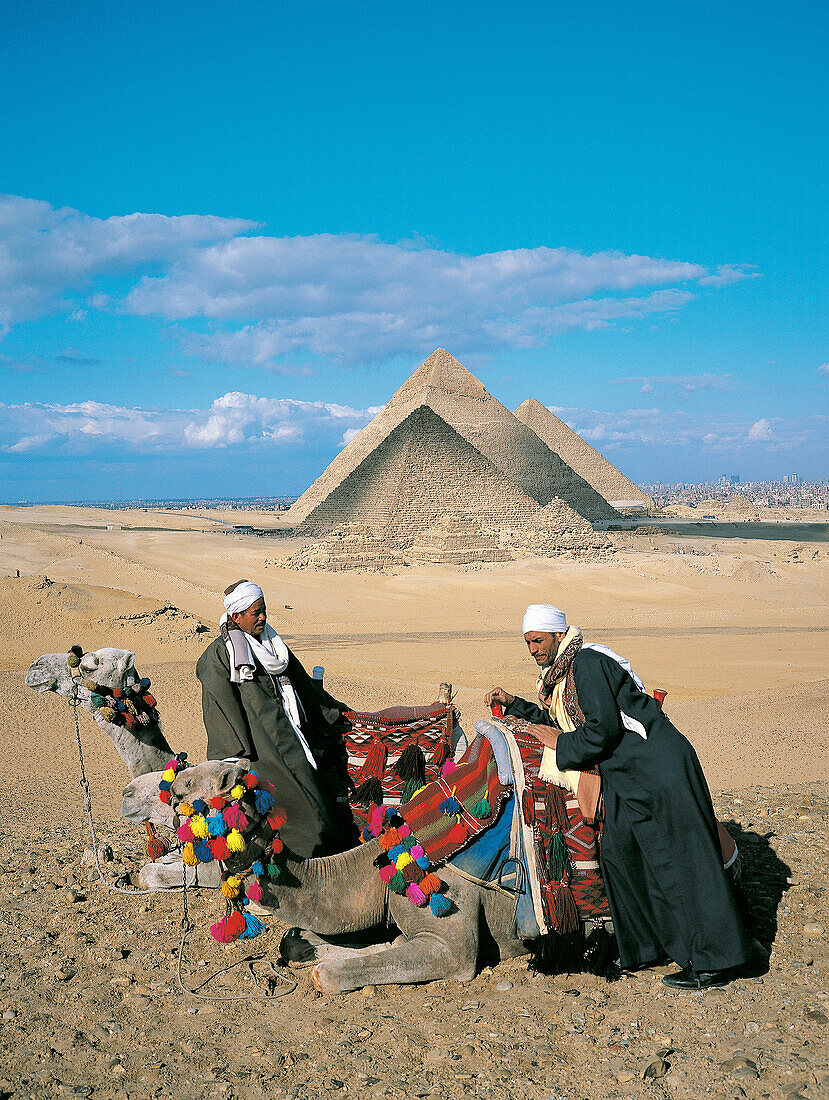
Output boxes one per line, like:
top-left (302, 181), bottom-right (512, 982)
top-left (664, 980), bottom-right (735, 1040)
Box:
top-left (661, 966), bottom-right (736, 991)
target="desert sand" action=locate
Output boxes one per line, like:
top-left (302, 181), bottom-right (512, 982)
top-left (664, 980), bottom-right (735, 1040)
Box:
top-left (0, 506), bottom-right (827, 1100)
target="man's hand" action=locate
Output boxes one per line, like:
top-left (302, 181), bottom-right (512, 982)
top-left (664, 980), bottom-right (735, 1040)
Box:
top-left (484, 687), bottom-right (515, 709)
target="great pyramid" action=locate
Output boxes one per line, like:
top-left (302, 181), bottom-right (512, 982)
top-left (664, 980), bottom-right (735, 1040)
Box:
top-left (296, 404), bottom-right (543, 537)
top-left (286, 348), bottom-right (618, 527)
top-left (514, 398), bottom-right (652, 508)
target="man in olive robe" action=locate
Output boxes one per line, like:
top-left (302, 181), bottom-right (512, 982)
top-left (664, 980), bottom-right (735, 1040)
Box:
top-left (197, 580), bottom-right (356, 858)
top-left (486, 603), bottom-right (752, 991)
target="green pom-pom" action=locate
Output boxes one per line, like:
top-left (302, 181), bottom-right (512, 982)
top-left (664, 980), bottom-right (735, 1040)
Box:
top-left (547, 832), bottom-right (569, 882)
top-left (388, 871), bottom-right (407, 894)
top-left (267, 860), bottom-right (281, 879)
top-left (471, 798), bottom-right (492, 820)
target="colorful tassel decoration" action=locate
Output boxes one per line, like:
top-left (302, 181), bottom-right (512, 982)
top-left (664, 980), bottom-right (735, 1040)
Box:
top-left (357, 737), bottom-right (388, 783)
top-left (230, 784), bottom-right (245, 800)
top-left (176, 821), bottom-right (195, 844)
top-left (266, 860), bottom-right (281, 879)
top-left (406, 883), bottom-right (427, 906)
top-left (354, 777), bottom-right (384, 806)
top-left (402, 861), bottom-right (424, 884)
top-left (270, 836), bottom-right (283, 855)
top-left (247, 879), bottom-right (263, 903)
top-left (429, 738), bottom-right (450, 768)
top-left (388, 872), bottom-right (408, 894)
top-left (429, 892), bottom-right (452, 916)
top-left (415, 855), bottom-right (430, 870)
top-left (240, 912), bottom-right (265, 939)
top-left (441, 759), bottom-right (458, 779)
top-left (210, 917), bottom-right (233, 943)
top-left (159, 790), bottom-right (171, 805)
top-left (268, 811), bottom-right (287, 832)
top-left (378, 864), bottom-right (396, 884)
top-left (254, 789), bottom-right (274, 813)
top-left (193, 839), bottom-right (213, 862)
top-left (225, 910), bottom-right (245, 938)
top-left (144, 823), bottom-right (169, 861)
top-left (192, 799), bottom-right (209, 815)
top-left (179, 802), bottom-right (194, 818)
top-left (409, 844), bottom-right (424, 859)
top-left (547, 832), bottom-right (568, 883)
top-left (226, 829), bottom-right (245, 853)
top-left (387, 844), bottom-right (404, 862)
top-left (471, 798), bottom-right (492, 820)
top-left (209, 796), bottom-right (226, 810)
top-left (448, 822), bottom-right (468, 845)
top-left (210, 836), bottom-right (230, 860)
top-left (251, 861), bottom-right (264, 876)
top-left (190, 815), bottom-right (209, 840)
top-left (223, 804), bottom-right (248, 831)
top-left (420, 872), bottom-right (442, 895)
top-left (395, 852), bottom-right (413, 870)
top-left (393, 742), bottom-right (427, 787)
top-left (439, 797), bottom-right (463, 816)
top-left (206, 813), bottom-right (227, 837)
top-left (221, 875), bottom-right (241, 898)
top-left (243, 772), bottom-right (259, 789)
top-left (182, 843), bottom-right (198, 866)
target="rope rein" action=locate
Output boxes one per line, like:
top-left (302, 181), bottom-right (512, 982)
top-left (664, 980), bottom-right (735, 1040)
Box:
top-left (67, 657), bottom-right (296, 999)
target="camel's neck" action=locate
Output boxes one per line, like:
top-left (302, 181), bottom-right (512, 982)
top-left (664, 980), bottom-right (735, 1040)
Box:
top-left (266, 840), bottom-right (387, 935)
top-left (92, 711), bottom-right (173, 778)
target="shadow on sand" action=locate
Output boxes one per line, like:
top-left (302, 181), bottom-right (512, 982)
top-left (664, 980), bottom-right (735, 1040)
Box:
top-left (723, 821), bottom-right (792, 973)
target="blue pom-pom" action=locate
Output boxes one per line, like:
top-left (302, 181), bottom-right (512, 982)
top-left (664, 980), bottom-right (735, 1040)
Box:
top-left (252, 860), bottom-right (264, 876)
top-left (415, 855), bottom-right (430, 869)
top-left (207, 813), bottom-right (227, 837)
top-left (158, 779), bottom-right (171, 791)
top-left (240, 913), bottom-right (266, 939)
top-left (429, 892), bottom-right (452, 917)
top-left (439, 797), bottom-right (462, 816)
top-left (192, 799), bottom-right (208, 815)
top-left (254, 789), bottom-right (275, 813)
top-left (194, 840), bottom-right (213, 862)
top-left (387, 844), bottom-right (404, 861)
top-left (361, 827), bottom-right (373, 842)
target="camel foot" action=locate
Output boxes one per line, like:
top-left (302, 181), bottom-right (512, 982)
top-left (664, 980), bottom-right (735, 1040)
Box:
top-left (280, 928), bottom-right (394, 969)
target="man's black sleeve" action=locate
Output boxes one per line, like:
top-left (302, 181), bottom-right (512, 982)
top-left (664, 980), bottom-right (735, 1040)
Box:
top-left (505, 695), bottom-right (555, 725)
top-left (555, 652), bottom-right (625, 769)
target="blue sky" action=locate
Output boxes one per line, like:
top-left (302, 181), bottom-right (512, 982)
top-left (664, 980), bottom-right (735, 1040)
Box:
top-left (1, 0), bottom-right (826, 502)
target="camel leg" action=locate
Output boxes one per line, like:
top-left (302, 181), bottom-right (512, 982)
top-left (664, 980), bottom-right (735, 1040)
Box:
top-left (311, 931), bottom-right (476, 994)
top-left (282, 928), bottom-right (397, 968)
top-left (138, 854), bottom-right (221, 891)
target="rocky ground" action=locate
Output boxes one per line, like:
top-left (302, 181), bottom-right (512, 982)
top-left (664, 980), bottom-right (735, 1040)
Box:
top-left (0, 783), bottom-right (826, 1100)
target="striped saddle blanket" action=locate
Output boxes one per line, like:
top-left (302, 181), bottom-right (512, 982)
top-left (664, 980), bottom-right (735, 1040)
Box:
top-left (342, 703), bottom-right (456, 826)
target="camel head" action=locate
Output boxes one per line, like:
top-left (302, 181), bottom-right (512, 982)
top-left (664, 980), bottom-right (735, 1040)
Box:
top-left (120, 758), bottom-right (252, 827)
top-left (25, 646), bottom-right (140, 702)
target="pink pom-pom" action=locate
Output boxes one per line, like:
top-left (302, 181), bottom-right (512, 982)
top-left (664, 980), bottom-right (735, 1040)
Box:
top-left (176, 822), bottom-right (195, 843)
top-left (441, 759), bottom-right (458, 778)
top-left (223, 804), bottom-right (248, 831)
top-left (410, 844), bottom-right (424, 859)
top-left (378, 864), bottom-right (396, 883)
top-left (370, 806), bottom-right (386, 835)
top-left (210, 917), bottom-right (233, 943)
top-left (406, 883), bottom-right (427, 906)
top-left (397, 823), bottom-right (411, 839)
top-left (247, 880), bottom-right (262, 902)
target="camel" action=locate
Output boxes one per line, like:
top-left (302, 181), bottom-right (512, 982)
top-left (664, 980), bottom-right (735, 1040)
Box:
top-left (121, 756), bottom-right (531, 994)
top-left (25, 647), bottom-right (175, 777)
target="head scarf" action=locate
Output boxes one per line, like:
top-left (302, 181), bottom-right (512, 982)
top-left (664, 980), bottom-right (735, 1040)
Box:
top-left (223, 581), bottom-right (264, 616)
top-left (522, 604), bottom-right (567, 635)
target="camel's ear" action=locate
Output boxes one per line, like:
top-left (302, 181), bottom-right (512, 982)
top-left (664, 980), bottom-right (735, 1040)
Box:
top-left (80, 652), bottom-right (99, 673)
top-left (213, 761), bottom-right (249, 797)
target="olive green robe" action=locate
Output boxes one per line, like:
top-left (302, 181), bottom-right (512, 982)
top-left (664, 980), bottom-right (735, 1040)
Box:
top-left (196, 637), bottom-right (357, 858)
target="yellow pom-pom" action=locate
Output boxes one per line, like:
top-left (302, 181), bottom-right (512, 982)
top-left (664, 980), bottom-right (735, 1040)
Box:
top-left (230, 784), bottom-right (245, 800)
top-left (221, 879), bottom-right (239, 898)
top-left (226, 875), bottom-right (241, 889)
top-left (179, 802), bottom-right (194, 818)
top-left (162, 768), bottom-right (175, 782)
top-left (190, 815), bottom-right (208, 839)
top-left (182, 843), bottom-right (198, 866)
top-left (396, 852), bottom-right (413, 870)
top-left (226, 829), bottom-right (245, 853)
top-left (99, 707), bottom-right (116, 723)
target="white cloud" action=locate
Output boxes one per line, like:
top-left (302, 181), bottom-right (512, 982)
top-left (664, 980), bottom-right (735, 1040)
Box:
top-left (0, 194), bottom-right (755, 365)
top-left (819, 363), bottom-right (829, 376)
top-left (0, 194), bottom-right (257, 332)
top-left (612, 373), bottom-right (737, 394)
top-left (0, 393), bottom-right (379, 455)
top-left (548, 405), bottom-right (822, 455)
top-left (747, 418), bottom-right (774, 442)
top-left (696, 264), bottom-right (759, 287)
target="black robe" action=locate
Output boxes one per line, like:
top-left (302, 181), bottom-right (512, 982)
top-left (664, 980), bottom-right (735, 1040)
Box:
top-left (507, 648), bottom-right (751, 971)
top-left (196, 637), bottom-right (357, 859)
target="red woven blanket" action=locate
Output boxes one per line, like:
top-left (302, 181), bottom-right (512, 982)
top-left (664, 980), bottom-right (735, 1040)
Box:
top-left (343, 704), bottom-right (454, 825)
top-left (502, 716), bottom-right (610, 922)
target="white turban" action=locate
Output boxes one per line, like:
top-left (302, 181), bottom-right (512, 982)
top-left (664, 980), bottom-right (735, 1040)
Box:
top-left (522, 603), bottom-right (567, 635)
top-left (223, 581), bottom-right (265, 616)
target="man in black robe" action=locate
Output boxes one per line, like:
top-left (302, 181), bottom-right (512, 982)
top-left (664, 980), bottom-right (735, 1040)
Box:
top-left (196, 580), bottom-right (356, 858)
top-left (485, 603), bottom-right (752, 991)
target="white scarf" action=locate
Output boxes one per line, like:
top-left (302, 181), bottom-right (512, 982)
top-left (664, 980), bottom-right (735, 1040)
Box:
top-left (220, 613), bottom-right (317, 769)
